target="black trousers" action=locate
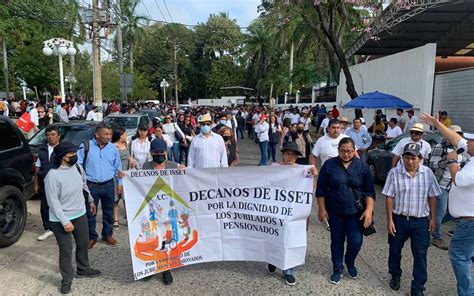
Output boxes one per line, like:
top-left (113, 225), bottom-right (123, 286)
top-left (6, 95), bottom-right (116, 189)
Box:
top-left (38, 179), bottom-right (51, 231)
top-left (50, 214), bottom-right (90, 286)
top-left (237, 127), bottom-right (244, 139)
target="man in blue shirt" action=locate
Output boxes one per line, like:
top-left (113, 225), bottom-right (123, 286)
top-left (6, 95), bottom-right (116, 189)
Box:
top-left (346, 118), bottom-right (372, 163)
top-left (78, 122), bottom-right (123, 249)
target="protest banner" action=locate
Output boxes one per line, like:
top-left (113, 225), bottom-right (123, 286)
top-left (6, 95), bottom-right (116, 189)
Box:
top-left (123, 165), bottom-right (314, 280)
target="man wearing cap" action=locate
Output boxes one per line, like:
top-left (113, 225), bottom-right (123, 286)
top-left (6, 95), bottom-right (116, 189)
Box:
top-left (382, 143), bottom-right (441, 296)
top-left (188, 113), bottom-right (228, 169)
top-left (428, 125), bottom-right (467, 250)
top-left (339, 117), bottom-right (350, 134)
top-left (255, 114), bottom-right (270, 166)
top-left (406, 110), bottom-right (420, 132)
top-left (421, 113), bottom-right (474, 296)
top-left (391, 123), bottom-right (431, 168)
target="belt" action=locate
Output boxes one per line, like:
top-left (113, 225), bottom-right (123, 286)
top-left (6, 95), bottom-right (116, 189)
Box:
top-left (87, 179), bottom-right (113, 185)
top-left (394, 213), bottom-right (428, 220)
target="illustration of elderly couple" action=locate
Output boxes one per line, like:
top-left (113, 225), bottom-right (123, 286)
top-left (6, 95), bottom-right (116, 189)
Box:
top-left (139, 199), bottom-right (191, 250)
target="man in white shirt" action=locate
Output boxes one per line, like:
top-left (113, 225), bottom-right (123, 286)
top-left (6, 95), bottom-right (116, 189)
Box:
top-left (318, 111), bottom-right (333, 137)
top-left (86, 106), bottom-right (97, 121)
top-left (69, 103), bottom-right (80, 119)
top-left (391, 123), bottom-right (431, 167)
top-left (188, 113), bottom-right (228, 169)
top-left (385, 118), bottom-right (403, 140)
top-left (406, 110), bottom-right (420, 132)
top-left (420, 113), bottom-right (474, 296)
top-left (396, 109), bottom-right (407, 132)
top-left (311, 119), bottom-right (350, 166)
top-left (299, 110), bottom-right (311, 131)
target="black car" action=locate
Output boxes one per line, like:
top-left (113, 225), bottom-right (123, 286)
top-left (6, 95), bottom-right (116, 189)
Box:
top-left (0, 116), bottom-right (35, 247)
top-left (29, 121), bottom-right (99, 156)
top-left (367, 131), bottom-right (443, 182)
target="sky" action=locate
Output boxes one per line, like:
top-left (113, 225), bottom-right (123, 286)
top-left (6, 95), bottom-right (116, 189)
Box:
top-left (135, 0), bottom-right (261, 29)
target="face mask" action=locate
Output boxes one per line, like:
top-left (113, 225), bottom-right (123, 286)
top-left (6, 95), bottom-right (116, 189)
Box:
top-left (297, 129), bottom-right (304, 133)
top-left (66, 155), bottom-right (78, 166)
top-left (26, 106), bottom-right (31, 112)
top-left (201, 125), bottom-right (211, 134)
top-left (222, 135), bottom-right (231, 142)
top-left (219, 120), bottom-right (227, 125)
top-left (152, 154), bottom-right (166, 164)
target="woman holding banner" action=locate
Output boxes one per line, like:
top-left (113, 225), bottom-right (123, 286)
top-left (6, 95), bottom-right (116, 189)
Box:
top-left (316, 137), bottom-right (375, 285)
top-left (267, 141), bottom-right (318, 286)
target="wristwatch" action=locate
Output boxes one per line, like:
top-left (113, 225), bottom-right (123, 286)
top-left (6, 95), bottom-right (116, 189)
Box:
top-left (447, 159), bottom-right (458, 164)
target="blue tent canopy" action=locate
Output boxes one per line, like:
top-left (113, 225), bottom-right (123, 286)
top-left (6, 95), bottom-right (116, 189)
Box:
top-left (342, 91), bottom-right (413, 109)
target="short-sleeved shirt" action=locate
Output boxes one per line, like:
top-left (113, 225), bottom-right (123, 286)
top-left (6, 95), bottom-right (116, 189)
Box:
top-left (312, 134), bottom-right (349, 166)
top-left (391, 137), bottom-right (431, 160)
top-left (448, 139), bottom-right (474, 218)
top-left (382, 164), bottom-right (441, 217)
top-left (386, 126), bottom-right (403, 139)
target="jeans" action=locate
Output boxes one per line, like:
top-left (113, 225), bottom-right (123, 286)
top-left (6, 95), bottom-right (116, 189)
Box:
top-left (38, 179), bottom-right (51, 231)
top-left (171, 142), bottom-right (180, 162)
top-left (237, 127), bottom-right (244, 139)
top-left (267, 142), bottom-right (277, 162)
top-left (388, 214), bottom-right (430, 293)
top-left (258, 140), bottom-right (269, 166)
top-left (328, 212), bottom-right (363, 273)
top-left (433, 188), bottom-right (449, 239)
top-left (179, 144), bottom-right (189, 165)
top-left (50, 214), bottom-right (90, 286)
top-left (87, 180), bottom-right (115, 240)
top-left (449, 219), bottom-right (474, 296)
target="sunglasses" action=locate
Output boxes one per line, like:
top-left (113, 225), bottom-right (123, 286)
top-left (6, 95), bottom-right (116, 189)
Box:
top-left (200, 122), bottom-right (212, 126)
top-left (165, 117), bottom-right (171, 120)
top-left (410, 131), bottom-right (423, 135)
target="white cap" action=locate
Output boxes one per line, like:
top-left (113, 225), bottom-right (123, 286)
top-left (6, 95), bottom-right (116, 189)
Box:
top-left (359, 117), bottom-right (365, 124)
top-left (464, 132), bottom-right (474, 140)
top-left (449, 125), bottom-right (462, 133)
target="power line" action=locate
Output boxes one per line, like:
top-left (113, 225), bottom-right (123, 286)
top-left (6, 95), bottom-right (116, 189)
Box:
top-left (141, 0), bottom-right (153, 19)
top-left (153, 0), bottom-right (168, 22)
top-left (162, 0), bottom-right (174, 23)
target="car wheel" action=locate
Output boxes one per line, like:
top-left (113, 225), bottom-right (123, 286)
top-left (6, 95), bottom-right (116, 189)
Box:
top-left (0, 186), bottom-right (27, 248)
top-left (368, 161), bottom-right (381, 184)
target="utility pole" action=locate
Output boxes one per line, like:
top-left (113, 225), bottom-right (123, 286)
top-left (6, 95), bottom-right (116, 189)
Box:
top-left (92, 0), bottom-right (103, 118)
top-left (289, 41), bottom-right (294, 96)
top-left (174, 43), bottom-right (178, 107)
top-left (1, 37), bottom-right (10, 99)
top-left (116, 0), bottom-right (124, 102)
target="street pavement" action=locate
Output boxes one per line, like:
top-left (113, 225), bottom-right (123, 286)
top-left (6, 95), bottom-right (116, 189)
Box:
top-left (0, 135), bottom-right (463, 295)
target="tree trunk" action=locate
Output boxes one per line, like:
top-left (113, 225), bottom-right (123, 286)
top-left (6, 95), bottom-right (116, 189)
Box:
top-left (1, 37), bottom-right (10, 99)
top-left (129, 43), bottom-right (134, 73)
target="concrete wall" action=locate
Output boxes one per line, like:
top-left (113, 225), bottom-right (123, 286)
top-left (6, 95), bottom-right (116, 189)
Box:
top-left (336, 44), bottom-right (437, 125)
top-left (433, 67), bottom-right (474, 132)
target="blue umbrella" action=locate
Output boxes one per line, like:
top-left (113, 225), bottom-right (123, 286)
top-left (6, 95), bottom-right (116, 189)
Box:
top-left (342, 91), bottom-right (413, 109)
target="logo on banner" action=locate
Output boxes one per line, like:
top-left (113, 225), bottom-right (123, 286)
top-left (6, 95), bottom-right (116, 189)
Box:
top-left (132, 176), bottom-right (198, 274)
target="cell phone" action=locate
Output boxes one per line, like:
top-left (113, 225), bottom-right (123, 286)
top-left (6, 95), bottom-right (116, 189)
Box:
top-left (324, 218), bottom-right (330, 232)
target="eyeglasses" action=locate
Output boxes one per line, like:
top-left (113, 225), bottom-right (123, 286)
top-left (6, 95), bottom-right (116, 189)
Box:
top-left (165, 117), bottom-right (171, 120)
top-left (410, 131), bottom-right (423, 136)
top-left (338, 149), bottom-right (354, 154)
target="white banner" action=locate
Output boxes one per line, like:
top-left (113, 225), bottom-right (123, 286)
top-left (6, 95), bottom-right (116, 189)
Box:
top-left (123, 166), bottom-right (314, 280)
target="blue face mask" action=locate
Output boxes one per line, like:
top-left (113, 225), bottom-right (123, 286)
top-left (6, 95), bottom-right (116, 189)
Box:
top-left (201, 125), bottom-right (211, 134)
top-left (219, 120), bottom-right (227, 125)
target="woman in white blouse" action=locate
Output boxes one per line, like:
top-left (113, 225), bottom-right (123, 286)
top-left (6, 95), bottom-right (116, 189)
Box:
top-left (162, 115), bottom-right (186, 162)
top-left (130, 125), bottom-right (151, 170)
top-left (153, 124), bottom-right (173, 157)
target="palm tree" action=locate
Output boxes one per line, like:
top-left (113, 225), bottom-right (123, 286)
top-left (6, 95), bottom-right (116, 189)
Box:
top-left (120, 0), bottom-right (148, 72)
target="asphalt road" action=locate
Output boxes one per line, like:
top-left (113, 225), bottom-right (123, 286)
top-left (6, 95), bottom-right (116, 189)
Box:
top-left (0, 136), bottom-right (463, 295)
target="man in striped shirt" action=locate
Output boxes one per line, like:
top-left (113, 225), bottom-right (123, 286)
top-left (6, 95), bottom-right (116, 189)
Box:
top-left (382, 143), bottom-right (441, 296)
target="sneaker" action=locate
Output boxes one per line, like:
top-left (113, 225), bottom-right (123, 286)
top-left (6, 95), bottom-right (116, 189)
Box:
top-left (431, 238), bottom-right (449, 250)
top-left (102, 236), bottom-right (118, 247)
top-left (162, 270), bottom-right (173, 285)
top-left (60, 284), bottom-right (71, 294)
top-left (447, 230), bottom-right (454, 237)
top-left (390, 276), bottom-right (401, 291)
top-left (347, 266), bottom-right (358, 279)
top-left (267, 264), bottom-right (276, 274)
top-left (76, 268), bottom-right (101, 278)
top-left (284, 274), bottom-right (296, 286)
top-left (330, 272), bottom-right (342, 285)
top-left (88, 239), bottom-right (97, 250)
top-left (37, 230), bottom-right (54, 241)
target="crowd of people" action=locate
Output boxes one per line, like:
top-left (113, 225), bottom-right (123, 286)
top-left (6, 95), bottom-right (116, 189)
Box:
top-left (2, 95), bottom-right (472, 296)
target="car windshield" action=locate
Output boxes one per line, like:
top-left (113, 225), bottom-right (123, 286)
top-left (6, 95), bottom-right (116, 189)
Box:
top-left (104, 116), bottom-right (138, 129)
top-left (29, 125), bottom-right (94, 146)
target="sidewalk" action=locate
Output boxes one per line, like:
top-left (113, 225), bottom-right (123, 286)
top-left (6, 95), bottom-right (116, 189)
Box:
top-left (0, 136), bottom-right (460, 295)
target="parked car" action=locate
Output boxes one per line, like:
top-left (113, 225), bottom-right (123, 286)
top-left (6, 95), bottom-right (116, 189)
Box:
top-left (367, 131), bottom-right (443, 182)
top-left (139, 109), bottom-right (161, 122)
top-left (103, 113), bottom-right (150, 140)
top-left (0, 116), bottom-right (35, 247)
top-left (28, 121), bottom-right (99, 156)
